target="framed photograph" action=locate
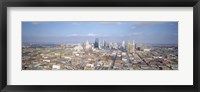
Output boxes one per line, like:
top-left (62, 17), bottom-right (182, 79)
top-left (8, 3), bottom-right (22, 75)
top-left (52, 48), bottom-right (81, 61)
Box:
top-left (0, 0), bottom-right (199, 92)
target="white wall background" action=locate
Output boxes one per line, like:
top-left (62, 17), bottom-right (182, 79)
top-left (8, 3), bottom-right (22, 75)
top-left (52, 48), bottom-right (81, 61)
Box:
top-left (7, 7), bottom-right (193, 85)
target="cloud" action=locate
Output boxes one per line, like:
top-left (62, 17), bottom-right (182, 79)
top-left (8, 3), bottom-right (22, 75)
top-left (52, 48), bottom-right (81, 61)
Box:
top-left (66, 33), bottom-right (109, 37)
top-left (66, 34), bottom-right (80, 37)
top-left (87, 33), bottom-right (96, 37)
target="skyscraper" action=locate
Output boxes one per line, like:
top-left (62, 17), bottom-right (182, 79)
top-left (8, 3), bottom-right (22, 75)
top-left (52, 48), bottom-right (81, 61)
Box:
top-left (94, 38), bottom-right (99, 48)
top-left (98, 39), bottom-right (101, 49)
top-left (84, 40), bottom-right (90, 50)
top-left (127, 41), bottom-right (132, 53)
top-left (102, 40), bottom-right (105, 49)
top-left (122, 41), bottom-right (125, 49)
top-left (104, 41), bottom-right (107, 49)
top-left (132, 40), bottom-right (136, 53)
top-left (109, 42), bottom-right (113, 49)
top-left (127, 40), bottom-right (136, 53)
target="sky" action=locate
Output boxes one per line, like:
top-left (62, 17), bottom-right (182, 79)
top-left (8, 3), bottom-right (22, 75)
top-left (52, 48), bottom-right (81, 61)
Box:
top-left (22, 21), bottom-right (178, 44)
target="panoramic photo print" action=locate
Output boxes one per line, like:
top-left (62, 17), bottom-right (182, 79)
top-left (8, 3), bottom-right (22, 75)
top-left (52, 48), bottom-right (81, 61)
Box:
top-left (22, 21), bottom-right (178, 70)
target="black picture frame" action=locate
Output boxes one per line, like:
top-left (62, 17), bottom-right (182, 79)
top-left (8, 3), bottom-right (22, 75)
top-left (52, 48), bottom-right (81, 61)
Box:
top-left (0, 0), bottom-right (200, 92)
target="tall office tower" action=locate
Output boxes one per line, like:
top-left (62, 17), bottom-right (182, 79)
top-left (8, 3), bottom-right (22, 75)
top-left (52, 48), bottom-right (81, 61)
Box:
top-left (84, 40), bottom-right (90, 50)
top-left (104, 41), bottom-right (107, 49)
top-left (98, 39), bottom-right (101, 49)
top-left (94, 38), bottom-right (99, 48)
top-left (113, 43), bottom-right (118, 49)
top-left (132, 40), bottom-right (136, 53)
top-left (109, 42), bottom-right (113, 49)
top-left (122, 41), bottom-right (125, 49)
top-left (127, 41), bottom-right (131, 53)
top-left (102, 40), bottom-right (105, 49)
top-left (127, 41), bottom-right (134, 53)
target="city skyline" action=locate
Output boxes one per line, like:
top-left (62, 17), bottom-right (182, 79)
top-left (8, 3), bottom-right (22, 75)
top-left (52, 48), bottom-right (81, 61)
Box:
top-left (22, 21), bottom-right (178, 70)
top-left (22, 21), bottom-right (178, 44)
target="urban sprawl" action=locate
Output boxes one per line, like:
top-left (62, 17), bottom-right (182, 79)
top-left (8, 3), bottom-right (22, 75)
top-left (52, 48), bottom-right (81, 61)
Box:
top-left (22, 38), bottom-right (178, 70)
